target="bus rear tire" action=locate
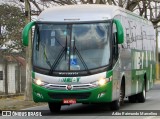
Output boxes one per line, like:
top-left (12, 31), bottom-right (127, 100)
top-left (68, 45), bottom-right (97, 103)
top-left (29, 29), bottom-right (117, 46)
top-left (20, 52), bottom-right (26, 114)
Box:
top-left (48, 102), bottom-right (61, 113)
top-left (128, 81), bottom-right (146, 103)
top-left (137, 82), bottom-right (146, 103)
top-left (128, 95), bottom-right (137, 103)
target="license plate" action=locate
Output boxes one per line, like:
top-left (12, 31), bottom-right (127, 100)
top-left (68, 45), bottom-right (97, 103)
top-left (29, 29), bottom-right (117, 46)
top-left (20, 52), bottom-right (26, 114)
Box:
top-left (63, 99), bottom-right (76, 104)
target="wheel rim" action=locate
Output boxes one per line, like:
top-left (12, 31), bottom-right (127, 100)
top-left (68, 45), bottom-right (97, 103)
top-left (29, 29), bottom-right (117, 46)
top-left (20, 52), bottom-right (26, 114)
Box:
top-left (119, 85), bottom-right (124, 105)
top-left (120, 89), bottom-right (122, 102)
top-left (143, 86), bottom-right (146, 98)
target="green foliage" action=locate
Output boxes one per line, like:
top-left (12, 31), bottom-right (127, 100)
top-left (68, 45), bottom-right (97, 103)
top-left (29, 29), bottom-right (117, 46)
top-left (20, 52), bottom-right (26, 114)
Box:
top-left (0, 4), bottom-right (25, 55)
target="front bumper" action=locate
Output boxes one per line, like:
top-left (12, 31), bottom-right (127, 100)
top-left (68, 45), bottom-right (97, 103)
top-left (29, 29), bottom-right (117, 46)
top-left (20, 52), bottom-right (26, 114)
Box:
top-left (32, 82), bottom-right (112, 103)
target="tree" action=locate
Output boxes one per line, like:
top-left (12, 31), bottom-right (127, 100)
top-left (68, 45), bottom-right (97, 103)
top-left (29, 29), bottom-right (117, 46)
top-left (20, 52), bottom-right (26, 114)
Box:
top-left (0, 4), bottom-right (26, 96)
top-left (39, 0), bottom-right (160, 27)
top-left (0, 4), bottom-right (25, 56)
top-left (3, 0), bottom-right (160, 27)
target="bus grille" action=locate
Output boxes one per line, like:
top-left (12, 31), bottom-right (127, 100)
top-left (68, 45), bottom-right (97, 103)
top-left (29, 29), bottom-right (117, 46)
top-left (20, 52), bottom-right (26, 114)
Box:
top-left (43, 84), bottom-right (96, 90)
top-left (48, 92), bottom-right (91, 99)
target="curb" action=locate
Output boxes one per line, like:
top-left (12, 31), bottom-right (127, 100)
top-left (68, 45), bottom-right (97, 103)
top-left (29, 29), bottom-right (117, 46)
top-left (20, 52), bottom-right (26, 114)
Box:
top-left (0, 93), bottom-right (24, 99)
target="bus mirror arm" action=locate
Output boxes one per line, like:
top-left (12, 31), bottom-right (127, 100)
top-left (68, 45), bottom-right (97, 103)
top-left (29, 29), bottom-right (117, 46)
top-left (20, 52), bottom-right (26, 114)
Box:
top-left (22, 21), bottom-right (35, 46)
top-left (113, 19), bottom-right (124, 44)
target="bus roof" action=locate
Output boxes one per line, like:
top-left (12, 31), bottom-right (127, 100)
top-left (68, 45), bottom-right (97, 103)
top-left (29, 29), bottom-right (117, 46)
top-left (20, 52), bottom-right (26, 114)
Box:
top-left (38, 4), bottom-right (115, 22)
top-left (37, 4), bottom-right (151, 24)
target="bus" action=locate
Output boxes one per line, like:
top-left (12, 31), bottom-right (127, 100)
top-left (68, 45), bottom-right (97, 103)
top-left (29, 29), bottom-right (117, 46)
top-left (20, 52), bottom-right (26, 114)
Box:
top-left (22, 4), bottom-right (156, 112)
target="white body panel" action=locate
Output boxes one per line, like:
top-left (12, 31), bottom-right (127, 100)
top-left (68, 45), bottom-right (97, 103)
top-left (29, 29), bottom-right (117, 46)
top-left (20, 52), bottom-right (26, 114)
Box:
top-left (35, 72), bottom-right (106, 84)
top-left (34, 4), bottom-right (155, 100)
top-left (38, 5), bottom-right (116, 22)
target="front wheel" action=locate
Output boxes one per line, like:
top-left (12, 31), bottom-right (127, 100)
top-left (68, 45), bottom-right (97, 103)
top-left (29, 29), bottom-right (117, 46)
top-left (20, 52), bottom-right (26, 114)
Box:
top-left (48, 102), bottom-right (61, 113)
top-left (110, 82), bottom-right (124, 110)
top-left (110, 100), bottom-right (120, 110)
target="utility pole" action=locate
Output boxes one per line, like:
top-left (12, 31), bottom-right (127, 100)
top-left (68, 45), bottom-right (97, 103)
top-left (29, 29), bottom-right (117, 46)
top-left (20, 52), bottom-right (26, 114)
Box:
top-left (4, 59), bottom-right (8, 95)
top-left (155, 2), bottom-right (159, 80)
top-left (24, 0), bottom-right (32, 100)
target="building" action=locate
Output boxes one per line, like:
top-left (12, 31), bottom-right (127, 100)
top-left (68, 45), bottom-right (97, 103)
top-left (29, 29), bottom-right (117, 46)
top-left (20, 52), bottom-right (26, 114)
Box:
top-left (0, 55), bottom-right (26, 94)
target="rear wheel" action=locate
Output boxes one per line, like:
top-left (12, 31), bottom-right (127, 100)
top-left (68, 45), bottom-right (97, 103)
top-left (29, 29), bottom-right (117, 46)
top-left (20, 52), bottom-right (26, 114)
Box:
top-left (137, 82), bottom-right (146, 103)
top-left (128, 94), bottom-right (137, 103)
top-left (128, 81), bottom-right (146, 103)
top-left (48, 102), bottom-right (61, 113)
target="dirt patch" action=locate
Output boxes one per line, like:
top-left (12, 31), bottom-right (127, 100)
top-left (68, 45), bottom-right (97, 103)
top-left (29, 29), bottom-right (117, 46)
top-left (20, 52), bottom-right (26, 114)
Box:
top-left (0, 96), bottom-right (47, 110)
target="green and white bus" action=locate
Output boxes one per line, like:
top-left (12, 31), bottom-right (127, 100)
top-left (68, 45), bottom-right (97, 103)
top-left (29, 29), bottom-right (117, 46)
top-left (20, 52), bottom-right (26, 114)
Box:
top-left (22, 4), bottom-right (156, 112)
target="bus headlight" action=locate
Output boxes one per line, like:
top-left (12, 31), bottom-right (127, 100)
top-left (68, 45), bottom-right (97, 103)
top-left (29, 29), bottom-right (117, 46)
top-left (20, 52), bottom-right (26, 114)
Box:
top-left (91, 77), bottom-right (112, 87)
top-left (33, 78), bottom-right (47, 86)
top-left (35, 79), bottom-right (43, 85)
top-left (98, 78), bottom-right (107, 86)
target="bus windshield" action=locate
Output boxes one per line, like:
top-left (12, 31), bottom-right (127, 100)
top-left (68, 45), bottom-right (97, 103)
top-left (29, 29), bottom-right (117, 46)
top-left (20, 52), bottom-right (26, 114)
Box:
top-left (33, 22), bottom-right (111, 73)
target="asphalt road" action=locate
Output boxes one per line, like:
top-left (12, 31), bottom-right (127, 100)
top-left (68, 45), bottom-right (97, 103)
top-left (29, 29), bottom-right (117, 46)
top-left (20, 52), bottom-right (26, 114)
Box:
top-left (1, 84), bottom-right (160, 119)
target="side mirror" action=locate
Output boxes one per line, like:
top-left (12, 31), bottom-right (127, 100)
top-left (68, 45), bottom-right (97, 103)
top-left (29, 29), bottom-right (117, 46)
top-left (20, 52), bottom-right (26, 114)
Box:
top-left (22, 21), bottom-right (35, 46)
top-left (113, 19), bottom-right (124, 44)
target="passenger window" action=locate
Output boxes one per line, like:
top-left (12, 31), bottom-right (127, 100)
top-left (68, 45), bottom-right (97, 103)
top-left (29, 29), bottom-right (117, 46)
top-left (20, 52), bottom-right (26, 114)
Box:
top-left (112, 23), bottom-right (118, 63)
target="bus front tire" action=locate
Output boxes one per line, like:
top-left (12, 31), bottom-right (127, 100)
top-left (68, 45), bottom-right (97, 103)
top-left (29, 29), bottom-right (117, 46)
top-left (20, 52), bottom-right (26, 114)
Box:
top-left (110, 83), bottom-right (124, 110)
top-left (110, 100), bottom-right (120, 110)
top-left (48, 102), bottom-right (61, 113)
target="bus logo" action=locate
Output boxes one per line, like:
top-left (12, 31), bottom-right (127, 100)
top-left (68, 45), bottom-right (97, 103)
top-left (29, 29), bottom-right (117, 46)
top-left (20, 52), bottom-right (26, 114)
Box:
top-left (60, 77), bottom-right (80, 83)
top-left (66, 85), bottom-right (73, 90)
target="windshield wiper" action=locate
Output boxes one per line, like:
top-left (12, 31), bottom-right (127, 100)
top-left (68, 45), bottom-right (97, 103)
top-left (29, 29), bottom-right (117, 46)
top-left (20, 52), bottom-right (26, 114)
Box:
top-left (65, 36), bottom-right (67, 60)
top-left (73, 37), bottom-right (91, 74)
top-left (43, 48), bottom-right (52, 68)
top-left (48, 36), bottom-right (67, 75)
top-left (48, 47), bottom-right (65, 75)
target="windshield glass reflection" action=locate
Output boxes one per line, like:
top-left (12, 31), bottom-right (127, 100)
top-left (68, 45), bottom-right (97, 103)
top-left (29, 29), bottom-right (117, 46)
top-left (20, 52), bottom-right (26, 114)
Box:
top-left (33, 22), bottom-right (111, 72)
